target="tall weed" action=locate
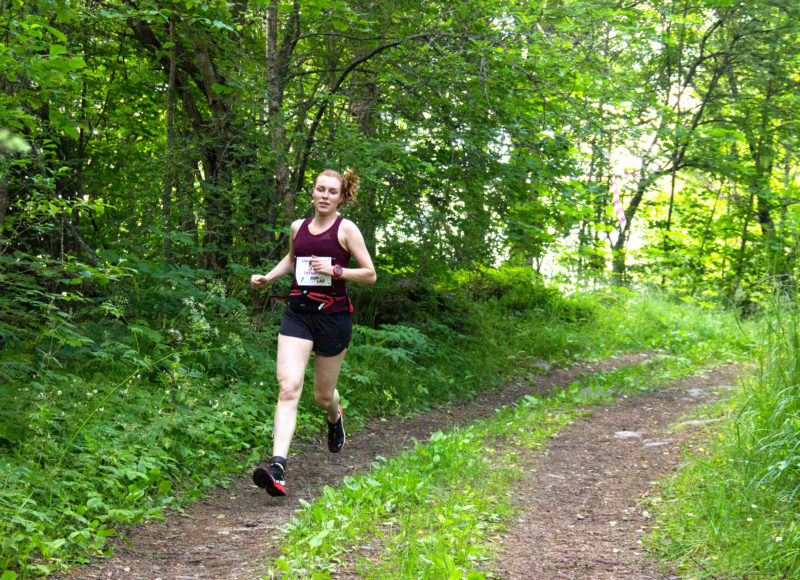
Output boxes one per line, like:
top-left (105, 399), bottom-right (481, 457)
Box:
top-left (650, 293), bottom-right (798, 578)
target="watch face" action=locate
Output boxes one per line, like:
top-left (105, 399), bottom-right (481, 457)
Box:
top-left (334, 266), bottom-right (343, 276)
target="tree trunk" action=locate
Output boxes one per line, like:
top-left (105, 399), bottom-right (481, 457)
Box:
top-left (62, 216), bottom-right (99, 267)
top-left (730, 188), bottom-right (755, 301)
top-left (0, 170), bottom-right (8, 232)
top-left (129, 15), bottom-right (239, 272)
top-left (265, 1), bottom-right (294, 223)
top-left (611, 171), bottom-right (648, 278)
top-left (179, 160), bottom-right (200, 263)
top-left (661, 167), bottom-right (677, 287)
top-left (163, 16), bottom-right (177, 266)
top-left (186, 26), bottom-right (237, 272)
top-left (690, 181), bottom-right (721, 295)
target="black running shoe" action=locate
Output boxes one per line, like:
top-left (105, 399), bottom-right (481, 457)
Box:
top-left (327, 405), bottom-right (346, 453)
top-left (253, 463), bottom-right (286, 496)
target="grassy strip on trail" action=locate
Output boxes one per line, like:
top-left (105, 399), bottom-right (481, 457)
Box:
top-left (264, 351), bottom-right (745, 579)
top-left (650, 294), bottom-right (800, 578)
top-left (0, 273), bottom-right (756, 577)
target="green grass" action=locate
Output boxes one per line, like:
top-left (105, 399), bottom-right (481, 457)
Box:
top-left (263, 345), bottom-right (744, 579)
top-left (649, 293), bottom-right (799, 578)
top-left (268, 409), bottom-right (567, 579)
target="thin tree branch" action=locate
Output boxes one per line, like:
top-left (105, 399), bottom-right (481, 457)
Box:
top-left (293, 32), bottom-right (439, 193)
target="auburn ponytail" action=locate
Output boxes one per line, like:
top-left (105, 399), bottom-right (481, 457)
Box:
top-left (341, 169), bottom-right (359, 207)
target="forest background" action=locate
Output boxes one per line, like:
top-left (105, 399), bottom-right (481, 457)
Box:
top-left (1, 0), bottom-right (799, 577)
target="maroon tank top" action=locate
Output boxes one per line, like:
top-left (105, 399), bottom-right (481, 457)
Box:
top-left (290, 216), bottom-right (351, 313)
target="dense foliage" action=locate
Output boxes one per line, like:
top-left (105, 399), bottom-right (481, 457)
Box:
top-left (3, 1), bottom-right (799, 346)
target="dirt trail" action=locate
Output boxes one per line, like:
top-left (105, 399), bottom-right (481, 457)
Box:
top-left (61, 354), bottom-right (739, 579)
top-left (493, 364), bottom-right (740, 579)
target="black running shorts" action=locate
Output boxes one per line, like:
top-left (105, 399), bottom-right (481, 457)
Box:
top-left (279, 307), bottom-right (353, 357)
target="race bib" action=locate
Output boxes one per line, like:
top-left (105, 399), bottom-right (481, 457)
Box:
top-left (295, 256), bottom-right (332, 286)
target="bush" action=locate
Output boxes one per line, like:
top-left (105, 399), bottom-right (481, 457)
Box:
top-left (351, 274), bottom-right (474, 333)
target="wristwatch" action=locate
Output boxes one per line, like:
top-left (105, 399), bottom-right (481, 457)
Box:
top-left (332, 265), bottom-right (343, 280)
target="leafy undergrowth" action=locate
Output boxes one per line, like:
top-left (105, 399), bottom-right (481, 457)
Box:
top-left (0, 274), bottom-right (756, 577)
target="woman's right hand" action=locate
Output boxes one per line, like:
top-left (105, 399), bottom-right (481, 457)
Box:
top-left (250, 274), bottom-right (270, 288)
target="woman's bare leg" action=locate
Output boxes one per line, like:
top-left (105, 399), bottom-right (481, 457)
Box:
top-left (313, 349), bottom-right (347, 422)
top-left (272, 334), bottom-right (314, 459)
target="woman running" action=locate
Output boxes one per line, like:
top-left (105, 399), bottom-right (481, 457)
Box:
top-left (250, 169), bottom-right (377, 496)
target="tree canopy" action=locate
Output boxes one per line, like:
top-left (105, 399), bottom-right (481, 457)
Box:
top-left (2, 0), bottom-right (799, 342)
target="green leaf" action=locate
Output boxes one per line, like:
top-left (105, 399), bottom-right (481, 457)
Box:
top-left (49, 44), bottom-right (67, 57)
top-left (307, 528), bottom-right (329, 549)
top-left (211, 83), bottom-right (234, 95)
top-left (44, 25), bottom-right (67, 42)
top-left (66, 56), bottom-right (87, 71)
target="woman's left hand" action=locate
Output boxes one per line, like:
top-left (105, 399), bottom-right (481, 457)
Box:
top-left (309, 255), bottom-right (332, 276)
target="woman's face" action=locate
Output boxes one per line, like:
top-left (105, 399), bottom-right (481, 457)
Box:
top-left (312, 175), bottom-right (343, 214)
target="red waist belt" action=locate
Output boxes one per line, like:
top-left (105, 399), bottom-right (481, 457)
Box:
top-left (273, 289), bottom-right (352, 312)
